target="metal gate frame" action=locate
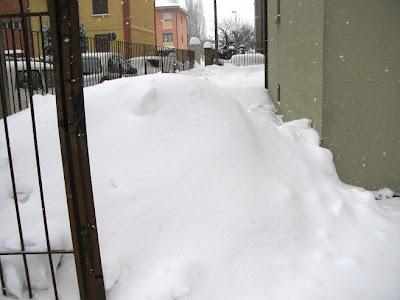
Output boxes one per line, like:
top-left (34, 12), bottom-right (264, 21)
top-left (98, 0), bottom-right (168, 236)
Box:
top-left (47, 0), bottom-right (106, 299)
top-left (0, 0), bottom-right (106, 299)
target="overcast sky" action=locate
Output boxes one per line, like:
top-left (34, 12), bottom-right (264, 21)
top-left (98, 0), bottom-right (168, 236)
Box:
top-left (177, 0), bottom-right (255, 37)
top-left (203, 0), bottom-right (255, 36)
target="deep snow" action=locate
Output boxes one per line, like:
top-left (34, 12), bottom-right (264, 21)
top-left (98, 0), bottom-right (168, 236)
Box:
top-left (1, 64), bottom-right (400, 299)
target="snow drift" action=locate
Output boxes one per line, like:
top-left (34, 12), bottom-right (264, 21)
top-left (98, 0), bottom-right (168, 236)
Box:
top-left (1, 66), bottom-right (400, 299)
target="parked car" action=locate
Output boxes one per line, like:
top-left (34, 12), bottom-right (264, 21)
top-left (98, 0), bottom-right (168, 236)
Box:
top-left (129, 56), bottom-right (162, 75)
top-left (3, 59), bottom-right (54, 115)
top-left (81, 52), bottom-right (137, 87)
top-left (4, 49), bottom-right (25, 61)
top-left (129, 54), bottom-right (178, 75)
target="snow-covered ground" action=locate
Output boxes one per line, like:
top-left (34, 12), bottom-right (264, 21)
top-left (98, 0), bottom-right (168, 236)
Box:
top-left (1, 64), bottom-right (400, 299)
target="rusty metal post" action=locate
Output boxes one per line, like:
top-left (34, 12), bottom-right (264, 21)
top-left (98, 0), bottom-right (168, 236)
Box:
top-left (264, 0), bottom-right (268, 89)
top-left (47, 1), bottom-right (106, 299)
top-left (213, 0), bottom-right (218, 55)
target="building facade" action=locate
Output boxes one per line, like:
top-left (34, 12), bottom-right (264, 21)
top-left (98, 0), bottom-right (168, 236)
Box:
top-left (155, 2), bottom-right (188, 49)
top-left (28, 0), bottom-right (156, 45)
top-left (267, 0), bottom-right (400, 191)
top-left (0, 0), bottom-right (29, 50)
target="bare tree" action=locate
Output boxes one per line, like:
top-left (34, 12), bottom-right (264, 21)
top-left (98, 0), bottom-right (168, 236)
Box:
top-left (186, 0), bottom-right (207, 40)
top-left (218, 18), bottom-right (255, 54)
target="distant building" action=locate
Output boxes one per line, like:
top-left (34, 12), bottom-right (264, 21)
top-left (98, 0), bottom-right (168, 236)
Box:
top-left (0, 0), bottom-right (29, 50)
top-left (28, 0), bottom-right (156, 45)
top-left (265, 0), bottom-right (400, 191)
top-left (155, 0), bottom-right (188, 49)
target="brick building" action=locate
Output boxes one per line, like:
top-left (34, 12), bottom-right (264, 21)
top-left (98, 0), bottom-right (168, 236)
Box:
top-left (155, 0), bottom-right (188, 49)
top-left (0, 0), bottom-right (29, 50)
top-left (27, 0), bottom-right (156, 45)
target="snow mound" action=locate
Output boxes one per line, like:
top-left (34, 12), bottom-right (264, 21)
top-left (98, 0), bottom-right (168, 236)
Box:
top-left (189, 37), bottom-right (201, 46)
top-left (373, 188), bottom-right (396, 200)
top-left (1, 68), bottom-right (400, 299)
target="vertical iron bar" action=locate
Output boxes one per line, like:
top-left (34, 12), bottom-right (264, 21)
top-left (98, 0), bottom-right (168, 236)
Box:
top-left (47, 1), bottom-right (106, 299)
top-left (214, 0), bottom-right (218, 62)
top-left (0, 45), bottom-right (33, 299)
top-left (9, 18), bottom-right (23, 111)
top-left (0, 258), bottom-right (7, 296)
top-left (265, 0), bottom-right (268, 89)
top-left (39, 16), bottom-right (49, 94)
top-left (0, 258), bottom-right (6, 296)
top-left (17, 1), bottom-right (60, 298)
top-left (17, 25), bottom-right (29, 110)
top-left (3, 26), bottom-right (17, 115)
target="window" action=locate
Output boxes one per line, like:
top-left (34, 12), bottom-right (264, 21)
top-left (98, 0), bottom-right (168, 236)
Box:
top-left (92, 0), bottom-right (108, 15)
top-left (13, 21), bottom-right (21, 29)
top-left (0, 20), bottom-right (22, 29)
top-left (163, 33), bottom-right (173, 43)
top-left (163, 12), bottom-right (172, 21)
top-left (95, 34), bottom-right (110, 52)
top-left (147, 59), bottom-right (159, 68)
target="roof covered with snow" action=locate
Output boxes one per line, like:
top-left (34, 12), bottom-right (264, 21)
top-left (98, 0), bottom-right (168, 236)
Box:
top-left (189, 37), bottom-right (201, 46)
top-left (155, 0), bottom-right (182, 8)
top-left (155, 0), bottom-right (188, 15)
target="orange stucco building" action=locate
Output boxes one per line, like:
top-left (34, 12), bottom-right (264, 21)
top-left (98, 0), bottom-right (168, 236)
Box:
top-left (155, 2), bottom-right (188, 49)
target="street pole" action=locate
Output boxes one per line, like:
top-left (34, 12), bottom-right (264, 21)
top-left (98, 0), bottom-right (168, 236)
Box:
top-left (214, 0), bottom-right (218, 58)
top-left (232, 11), bottom-right (237, 23)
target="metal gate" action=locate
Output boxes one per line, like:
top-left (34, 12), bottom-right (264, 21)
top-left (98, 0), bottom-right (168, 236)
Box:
top-left (0, 0), bottom-right (106, 299)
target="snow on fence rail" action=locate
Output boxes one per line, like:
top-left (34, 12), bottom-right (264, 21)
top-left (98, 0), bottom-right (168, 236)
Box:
top-left (227, 53), bottom-right (265, 67)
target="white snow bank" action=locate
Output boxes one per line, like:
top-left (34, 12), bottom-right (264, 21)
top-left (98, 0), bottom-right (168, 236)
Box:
top-left (1, 66), bottom-right (400, 299)
top-left (373, 188), bottom-right (396, 200)
top-left (189, 37), bottom-right (201, 46)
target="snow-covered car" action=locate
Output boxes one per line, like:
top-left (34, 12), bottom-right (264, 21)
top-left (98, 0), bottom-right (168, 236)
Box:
top-left (81, 52), bottom-right (137, 87)
top-left (129, 56), bottom-right (161, 75)
top-left (3, 59), bottom-right (54, 115)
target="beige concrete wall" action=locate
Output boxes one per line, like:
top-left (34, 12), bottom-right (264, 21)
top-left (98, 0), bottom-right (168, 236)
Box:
top-left (268, 0), bottom-right (400, 191)
top-left (322, 0), bottom-right (400, 191)
top-left (78, 0), bottom-right (124, 41)
top-left (131, 0), bottom-right (156, 45)
top-left (268, 0), bottom-right (325, 132)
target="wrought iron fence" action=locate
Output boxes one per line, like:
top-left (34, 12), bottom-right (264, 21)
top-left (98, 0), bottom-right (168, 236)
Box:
top-left (80, 37), bottom-right (195, 88)
top-left (0, 3), bottom-right (195, 298)
top-left (1, 28), bottom-right (195, 117)
top-left (0, 1), bottom-right (107, 298)
top-left (0, 11), bottom-right (70, 299)
top-left (204, 48), bottom-right (265, 67)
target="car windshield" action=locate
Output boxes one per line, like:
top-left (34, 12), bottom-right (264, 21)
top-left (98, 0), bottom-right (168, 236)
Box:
top-left (120, 58), bottom-right (131, 72)
top-left (82, 57), bottom-right (102, 75)
top-left (16, 70), bottom-right (43, 90)
top-left (147, 59), bottom-right (159, 68)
